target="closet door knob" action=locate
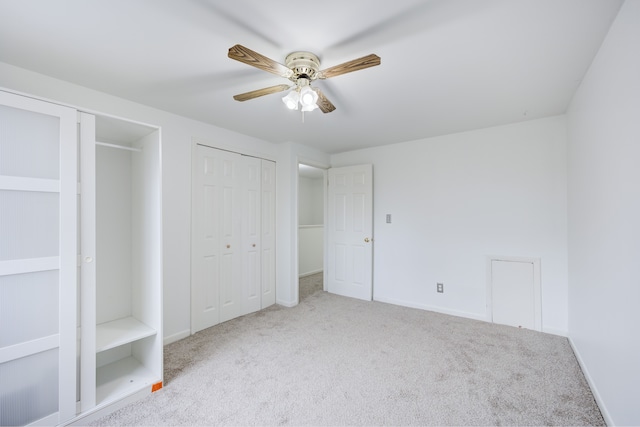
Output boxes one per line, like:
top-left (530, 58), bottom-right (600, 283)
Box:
top-left (252, 244), bottom-right (256, 247)
top-left (364, 237), bottom-right (370, 243)
top-left (226, 244), bottom-right (231, 249)
top-left (84, 256), bottom-right (94, 263)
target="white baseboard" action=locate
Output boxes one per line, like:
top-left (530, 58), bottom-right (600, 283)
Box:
top-left (568, 336), bottom-right (613, 426)
top-left (299, 269), bottom-right (323, 278)
top-left (373, 296), bottom-right (487, 322)
top-left (276, 298), bottom-right (297, 308)
top-left (375, 296), bottom-right (569, 337)
top-left (163, 329), bottom-right (190, 346)
top-left (542, 326), bottom-right (568, 337)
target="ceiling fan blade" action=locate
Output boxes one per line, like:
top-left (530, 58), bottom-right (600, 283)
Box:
top-left (232, 84), bottom-right (291, 102)
top-left (228, 44), bottom-right (293, 78)
top-left (314, 88), bottom-right (336, 113)
top-left (317, 54), bottom-right (381, 79)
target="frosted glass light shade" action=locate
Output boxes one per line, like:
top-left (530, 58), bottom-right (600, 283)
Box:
top-left (299, 86), bottom-right (318, 108)
top-left (282, 91), bottom-right (299, 110)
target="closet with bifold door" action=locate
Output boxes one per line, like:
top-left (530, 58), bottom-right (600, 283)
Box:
top-left (0, 90), bottom-right (162, 426)
top-left (191, 143), bottom-right (276, 334)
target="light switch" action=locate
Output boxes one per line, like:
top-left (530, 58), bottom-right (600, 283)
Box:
top-left (386, 214), bottom-right (392, 223)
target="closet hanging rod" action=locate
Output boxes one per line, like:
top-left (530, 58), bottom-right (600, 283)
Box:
top-left (95, 141), bottom-right (142, 152)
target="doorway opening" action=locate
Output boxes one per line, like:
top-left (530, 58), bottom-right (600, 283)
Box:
top-left (298, 163), bottom-right (326, 302)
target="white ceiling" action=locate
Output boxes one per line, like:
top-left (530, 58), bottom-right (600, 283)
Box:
top-left (0, 0), bottom-right (623, 154)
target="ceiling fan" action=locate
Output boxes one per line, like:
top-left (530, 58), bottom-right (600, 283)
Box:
top-left (228, 44), bottom-right (381, 113)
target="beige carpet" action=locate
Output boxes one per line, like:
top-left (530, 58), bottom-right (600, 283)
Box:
top-left (91, 273), bottom-right (603, 426)
top-left (298, 272), bottom-right (324, 301)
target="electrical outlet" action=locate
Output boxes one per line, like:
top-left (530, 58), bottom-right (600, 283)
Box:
top-left (437, 282), bottom-right (444, 293)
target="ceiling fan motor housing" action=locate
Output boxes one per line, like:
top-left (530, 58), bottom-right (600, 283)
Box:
top-left (285, 51), bottom-right (320, 82)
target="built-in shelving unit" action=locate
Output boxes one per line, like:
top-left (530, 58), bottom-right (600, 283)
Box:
top-left (77, 111), bottom-right (163, 419)
top-left (0, 89), bottom-right (163, 426)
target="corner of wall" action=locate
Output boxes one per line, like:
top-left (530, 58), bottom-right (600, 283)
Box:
top-left (567, 337), bottom-right (614, 426)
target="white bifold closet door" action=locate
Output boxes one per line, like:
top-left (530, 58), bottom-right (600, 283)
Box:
top-left (0, 91), bottom-right (77, 425)
top-left (191, 144), bottom-right (275, 334)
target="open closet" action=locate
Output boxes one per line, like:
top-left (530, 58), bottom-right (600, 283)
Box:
top-left (0, 90), bottom-right (162, 426)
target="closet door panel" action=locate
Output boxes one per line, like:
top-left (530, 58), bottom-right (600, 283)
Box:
top-left (0, 349), bottom-right (59, 426)
top-left (261, 160), bottom-right (276, 307)
top-left (191, 146), bottom-right (221, 332)
top-left (219, 152), bottom-right (242, 323)
top-left (79, 112), bottom-right (97, 412)
top-left (242, 156), bottom-right (261, 315)
top-left (0, 103), bottom-right (59, 179)
top-left (203, 254), bottom-right (219, 313)
top-left (0, 270), bottom-right (58, 347)
top-left (0, 91), bottom-right (77, 425)
top-left (202, 182), bottom-right (220, 316)
top-left (220, 253), bottom-right (235, 306)
top-left (0, 190), bottom-right (59, 260)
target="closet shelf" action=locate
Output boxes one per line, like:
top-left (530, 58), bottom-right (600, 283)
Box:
top-left (96, 356), bottom-right (156, 405)
top-left (96, 317), bottom-right (157, 352)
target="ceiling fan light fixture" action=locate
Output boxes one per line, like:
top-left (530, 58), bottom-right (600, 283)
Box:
top-left (301, 103), bottom-right (319, 112)
top-left (282, 90), bottom-right (299, 110)
top-left (299, 85), bottom-right (318, 108)
top-left (229, 44), bottom-right (380, 115)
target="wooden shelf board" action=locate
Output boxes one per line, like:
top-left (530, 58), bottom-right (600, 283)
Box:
top-left (96, 317), bottom-right (156, 352)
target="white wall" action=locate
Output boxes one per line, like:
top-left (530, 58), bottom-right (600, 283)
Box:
top-left (298, 226), bottom-right (324, 277)
top-left (298, 176), bottom-right (324, 225)
top-left (0, 62), bottom-right (291, 344)
top-left (566, 1), bottom-right (640, 425)
top-left (298, 175), bottom-right (324, 277)
top-left (95, 145), bottom-right (132, 324)
top-left (331, 116), bottom-right (568, 333)
top-left (276, 142), bottom-right (330, 306)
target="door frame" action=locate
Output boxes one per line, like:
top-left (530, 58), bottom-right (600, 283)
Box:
top-left (295, 158), bottom-right (329, 304)
top-left (486, 255), bottom-right (542, 331)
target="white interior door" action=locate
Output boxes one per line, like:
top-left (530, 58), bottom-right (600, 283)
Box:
top-left (490, 258), bottom-right (541, 330)
top-left (0, 91), bottom-right (77, 425)
top-left (327, 164), bottom-right (373, 301)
